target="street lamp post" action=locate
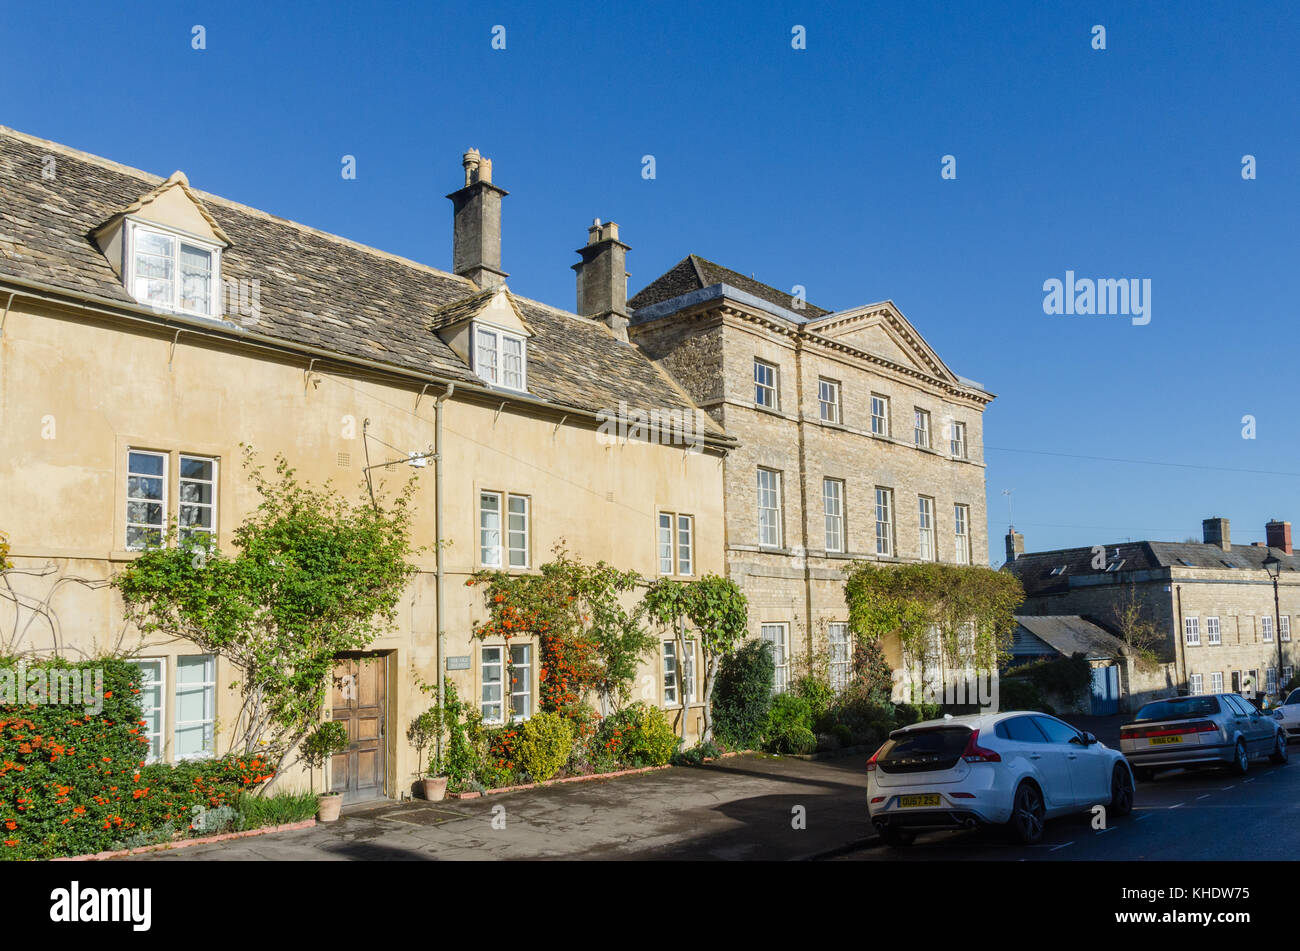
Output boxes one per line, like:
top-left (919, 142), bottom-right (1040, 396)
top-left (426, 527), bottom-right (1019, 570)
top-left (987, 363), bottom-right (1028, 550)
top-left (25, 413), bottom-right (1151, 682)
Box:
top-left (1263, 552), bottom-right (1285, 703)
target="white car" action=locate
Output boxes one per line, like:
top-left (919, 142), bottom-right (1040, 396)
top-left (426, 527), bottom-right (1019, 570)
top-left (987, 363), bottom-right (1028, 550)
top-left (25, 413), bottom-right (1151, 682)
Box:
top-left (866, 711), bottom-right (1135, 846)
top-left (1273, 688), bottom-right (1300, 743)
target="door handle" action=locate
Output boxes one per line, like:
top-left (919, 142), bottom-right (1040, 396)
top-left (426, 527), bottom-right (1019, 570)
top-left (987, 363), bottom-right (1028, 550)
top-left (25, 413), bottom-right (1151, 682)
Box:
top-left (1067, 754), bottom-right (1078, 760)
top-left (1028, 753), bottom-right (1041, 760)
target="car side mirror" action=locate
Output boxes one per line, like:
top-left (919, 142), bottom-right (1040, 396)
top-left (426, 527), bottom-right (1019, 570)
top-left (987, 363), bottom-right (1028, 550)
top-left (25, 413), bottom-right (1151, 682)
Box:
top-left (1077, 731), bottom-right (1098, 746)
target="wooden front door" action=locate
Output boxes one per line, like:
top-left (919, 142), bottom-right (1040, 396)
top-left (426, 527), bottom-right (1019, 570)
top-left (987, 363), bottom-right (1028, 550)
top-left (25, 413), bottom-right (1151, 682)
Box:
top-left (330, 654), bottom-right (388, 804)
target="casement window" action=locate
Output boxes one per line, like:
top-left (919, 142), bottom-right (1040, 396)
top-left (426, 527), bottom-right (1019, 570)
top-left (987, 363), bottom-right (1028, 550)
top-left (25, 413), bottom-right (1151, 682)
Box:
top-left (918, 496), bottom-right (935, 562)
top-left (1262, 616), bottom-right (1275, 642)
top-left (178, 455), bottom-right (218, 545)
top-left (870, 395), bottom-right (890, 436)
top-left (479, 491), bottom-right (529, 568)
top-left (658, 512), bottom-right (694, 576)
top-left (1285, 666), bottom-right (1294, 685)
top-left (663, 640), bottom-right (697, 706)
top-left (828, 622), bottom-right (851, 691)
top-left (1206, 616), bottom-right (1221, 646)
top-left (174, 655), bottom-right (216, 760)
top-left (1283, 616), bottom-right (1293, 642)
top-left (1267, 667), bottom-right (1279, 694)
top-left (954, 504), bottom-right (971, 565)
top-left (1189, 672), bottom-right (1203, 695)
top-left (127, 221), bottom-right (221, 317)
top-left (1210, 671), bottom-right (1224, 693)
top-left (1184, 617), bottom-right (1201, 645)
top-left (473, 325), bottom-right (527, 390)
top-left (818, 378), bottom-right (841, 423)
top-left (126, 450), bottom-right (167, 550)
top-left (754, 359), bottom-right (778, 409)
top-left (757, 468), bottom-right (783, 548)
top-left (874, 487), bottom-right (895, 556)
top-left (129, 658), bottom-right (165, 763)
top-left (481, 643), bottom-right (533, 724)
top-left (914, 409), bottom-right (931, 449)
top-left (950, 421), bottom-right (968, 459)
top-left (762, 624), bottom-right (789, 694)
top-left (823, 478), bottom-right (845, 553)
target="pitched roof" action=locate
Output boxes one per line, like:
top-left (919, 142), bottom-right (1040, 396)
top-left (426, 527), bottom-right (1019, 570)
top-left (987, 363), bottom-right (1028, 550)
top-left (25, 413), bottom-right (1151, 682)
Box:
top-left (1013, 615), bottom-right (1128, 660)
top-left (1007, 539), bottom-right (1300, 597)
top-left (628, 254), bottom-right (832, 319)
top-left (0, 127), bottom-right (722, 433)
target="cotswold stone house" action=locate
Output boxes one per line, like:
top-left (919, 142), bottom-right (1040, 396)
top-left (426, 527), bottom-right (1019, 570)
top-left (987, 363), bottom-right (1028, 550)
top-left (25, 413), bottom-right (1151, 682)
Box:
top-left (0, 129), bottom-right (730, 802)
top-left (628, 256), bottom-right (995, 685)
top-left (1007, 517), bottom-right (1300, 704)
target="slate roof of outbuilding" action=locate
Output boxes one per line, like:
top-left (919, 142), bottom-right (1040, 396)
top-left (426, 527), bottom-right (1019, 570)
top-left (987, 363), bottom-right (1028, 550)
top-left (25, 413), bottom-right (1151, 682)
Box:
top-left (0, 127), bottom-right (724, 435)
top-left (628, 253), bottom-right (832, 319)
top-left (1013, 615), bottom-right (1129, 660)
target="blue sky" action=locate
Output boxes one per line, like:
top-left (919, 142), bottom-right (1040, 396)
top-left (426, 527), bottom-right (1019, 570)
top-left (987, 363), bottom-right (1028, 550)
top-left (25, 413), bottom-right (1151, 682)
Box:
top-left (5, 0), bottom-right (1299, 562)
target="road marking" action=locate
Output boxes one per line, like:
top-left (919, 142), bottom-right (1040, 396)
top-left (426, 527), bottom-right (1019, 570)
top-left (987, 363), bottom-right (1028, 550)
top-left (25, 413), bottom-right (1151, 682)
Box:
top-left (1096, 826), bottom-right (1116, 835)
top-left (1244, 778), bottom-right (1256, 784)
top-left (1197, 794), bottom-right (1210, 800)
top-left (1050, 841), bottom-right (1074, 852)
top-left (1222, 785), bottom-right (1236, 790)
top-left (1169, 803), bottom-right (1184, 809)
top-left (1135, 814), bottom-right (1151, 822)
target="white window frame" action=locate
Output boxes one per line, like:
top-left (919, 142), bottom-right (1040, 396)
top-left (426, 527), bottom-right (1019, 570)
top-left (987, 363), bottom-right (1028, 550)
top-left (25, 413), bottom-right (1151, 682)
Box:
top-left (1283, 616), bottom-right (1293, 642)
top-left (479, 491), bottom-right (529, 568)
top-left (126, 449), bottom-right (168, 551)
top-left (828, 622), bottom-right (851, 691)
top-left (174, 654), bottom-right (216, 761)
top-left (1262, 615), bottom-right (1275, 643)
top-left (918, 496), bottom-right (935, 562)
top-left (509, 643), bottom-right (532, 722)
top-left (481, 645), bottom-right (505, 724)
top-left (658, 512), bottom-right (694, 576)
top-left (870, 394), bottom-right (890, 437)
top-left (954, 503), bottom-right (971, 565)
top-left (1189, 672), bottom-right (1203, 695)
top-left (762, 623), bottom-right (789, 694)
top-left (823, 478), bottom-right (845, 554)
top-left (1267, 666), bottom-right (1279, 694)
top-left (914, 408), bottom-right (931, 449)
top-left (473, 323), bottom-right (528, 391)
top-left (874, 487), bottom-right (894, 557)
top-left (754, 359), bottom-right (778, 409)
top-left (125, 219), bottom-right (223, 318)
top-left (950, 421), bottom-right (967, 459)
top-left (1210, 671), bottom-right (1224, 693)
top-left (1206, 616), bottom-right (1221, 646)
top-left (177, 454), bottom-right (218, 546)
top-left (757, 468), bottom-right (783, 548)
top-left (1284, 665), bottom-right (1294, 685)
top-left (1184, 616), bottom-right (1200, 645)
top-left (818, 378), bottom-right (841, 423)
top-left (129, 657), bottom-right (166, 763)
top-left (663, 640), bottom-right (697, 707)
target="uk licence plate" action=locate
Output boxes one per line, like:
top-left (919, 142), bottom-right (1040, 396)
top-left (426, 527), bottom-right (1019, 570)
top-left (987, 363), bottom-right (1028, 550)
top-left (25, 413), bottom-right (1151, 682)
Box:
top-left (1149, 735), bottom-right (1182, 745)
top-left (899, 794), bottom-right (941, 808)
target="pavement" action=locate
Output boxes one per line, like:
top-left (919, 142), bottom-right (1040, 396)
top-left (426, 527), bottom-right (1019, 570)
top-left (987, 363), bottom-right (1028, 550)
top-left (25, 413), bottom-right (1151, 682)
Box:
top-left (126, 752), bottom-right (874, 861)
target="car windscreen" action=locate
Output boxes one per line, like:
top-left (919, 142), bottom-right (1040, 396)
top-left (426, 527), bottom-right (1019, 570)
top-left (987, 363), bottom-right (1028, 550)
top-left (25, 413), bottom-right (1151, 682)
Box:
top-left (1287, 689), bottom-right (1300, 706)
top-left (877, 727), bottom-right (971, 773)
top-left (1134, 696), bottom-right (1221, 721)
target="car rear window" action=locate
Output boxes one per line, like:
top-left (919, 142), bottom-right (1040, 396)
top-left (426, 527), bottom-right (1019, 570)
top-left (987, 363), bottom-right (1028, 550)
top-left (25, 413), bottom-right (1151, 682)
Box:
top-left (1135, 696), bottom-right (1221, 721)
top-left (877, 727), bottom-right (971, 773)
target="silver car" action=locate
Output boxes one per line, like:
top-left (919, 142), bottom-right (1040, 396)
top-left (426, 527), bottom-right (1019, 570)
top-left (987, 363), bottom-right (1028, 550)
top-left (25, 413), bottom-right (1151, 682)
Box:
top-left (1120, 693), bottom-right (1289, 780)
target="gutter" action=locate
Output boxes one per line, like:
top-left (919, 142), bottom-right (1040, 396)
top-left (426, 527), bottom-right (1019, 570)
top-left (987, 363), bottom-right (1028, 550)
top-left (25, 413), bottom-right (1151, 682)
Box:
top-left (0, 275), bottom-right (737, 451)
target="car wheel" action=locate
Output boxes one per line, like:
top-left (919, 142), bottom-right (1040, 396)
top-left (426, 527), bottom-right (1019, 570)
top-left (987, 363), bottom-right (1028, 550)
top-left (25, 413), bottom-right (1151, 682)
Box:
top-left (1133, 767), bottom-right (1155, 782)
top-left (1008, 782), bottom-right (1045, 845)
top-left (1229, 739), bottom-right (1249, 776)
top-left (882, 824), bottom-right (915, 848)
top-left (1270, 731), bottom-right (1290, 765)
top-left (1110, 764), bottom-right (1135, 816)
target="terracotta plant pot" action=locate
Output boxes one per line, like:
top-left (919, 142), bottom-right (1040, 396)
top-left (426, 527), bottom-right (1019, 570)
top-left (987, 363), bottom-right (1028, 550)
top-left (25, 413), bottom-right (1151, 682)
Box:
top-left (421, 776), bottom-right (449, 801)
top-left (317, 792), bottom-right (343, 822)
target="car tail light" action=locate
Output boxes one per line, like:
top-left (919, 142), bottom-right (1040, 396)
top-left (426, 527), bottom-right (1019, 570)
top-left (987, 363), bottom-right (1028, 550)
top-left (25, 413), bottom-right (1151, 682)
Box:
top-left (1123, 721), bottom-right (1217, 739)
top-left (951, 792), bottom-right (975, 799)
top-left (870, 796), bottom-right (885, 804)
top-left (961, 729), bottom-right (1001, 763)
top-left (866, 745), bottom-right (885, 772)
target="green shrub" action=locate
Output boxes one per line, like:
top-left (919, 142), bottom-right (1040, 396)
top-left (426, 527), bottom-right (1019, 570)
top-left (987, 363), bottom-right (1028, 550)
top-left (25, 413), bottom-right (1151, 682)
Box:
top-left (769, 725), bottom-right (817, 755)
top-left (893, 702), bottom-right (942, 727)
top-left (997, 677), bottom-right (1053, 714)
top-left (235, 790), bottom-right (318, 829)
top-left (831, 723), bottom-right (854, 748)
top-left (1009, 653), bottom-right (1091, 707)
top-left (764, 692), bottom-right (815, 753)
top-left (793, 674), bottom-right (835, 726)
top-left (516, 711), bottom-right (576, 783)
top-left (600, 701), bottom-right (679, 767)
top-left (712, 639), bottom-right (775, 749)
top-left (671, 739), bottom-right (722, 767)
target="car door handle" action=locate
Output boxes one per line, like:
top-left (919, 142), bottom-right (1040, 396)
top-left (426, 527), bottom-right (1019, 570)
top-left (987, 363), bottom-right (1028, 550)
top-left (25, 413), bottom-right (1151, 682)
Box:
top-left (1067, 754), bottom-right (1079, 760)
top-left (1027, 753), bottom-right (1042, 760)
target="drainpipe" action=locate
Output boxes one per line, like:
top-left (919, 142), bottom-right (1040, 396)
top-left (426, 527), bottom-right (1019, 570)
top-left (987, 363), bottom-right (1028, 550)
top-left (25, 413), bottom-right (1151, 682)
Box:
top-left (1174, 584), bottom-right (1187, 693)
top-left (434, 383), bottom-right (455, 767)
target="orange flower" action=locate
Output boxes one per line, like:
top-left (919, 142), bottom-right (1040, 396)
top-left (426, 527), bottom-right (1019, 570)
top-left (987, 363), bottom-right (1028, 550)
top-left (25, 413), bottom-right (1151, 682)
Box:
top-left (72, 806), bottom-right (86, 815)
top-left (4, 822), bottom-right (14, 831)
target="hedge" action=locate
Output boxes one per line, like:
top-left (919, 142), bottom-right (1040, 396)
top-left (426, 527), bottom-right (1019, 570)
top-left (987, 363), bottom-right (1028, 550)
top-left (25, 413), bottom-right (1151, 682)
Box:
top-left (0, 657), bottom-right (273, 859)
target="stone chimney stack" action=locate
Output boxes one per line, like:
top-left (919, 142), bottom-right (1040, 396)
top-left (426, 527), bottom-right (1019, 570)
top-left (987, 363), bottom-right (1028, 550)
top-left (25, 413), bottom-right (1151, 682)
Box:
top-left (1203, 516), bottom-right (1231, 551)
top-left (573, 218), bottom-right (631, 342)
top-left (1267, 519), bottom-right (1293, 555)
top-left (1005, 526), bottom-right (1025, 563)
top-left (447, 148), bottom-right (508, 289)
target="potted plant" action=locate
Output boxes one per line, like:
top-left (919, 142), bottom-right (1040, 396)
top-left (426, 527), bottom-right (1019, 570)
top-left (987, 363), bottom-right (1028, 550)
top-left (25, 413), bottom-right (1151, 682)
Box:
top-left (407, 706), bottom-right (449, 801)
top-left (302, 720), bottom-right (350, 821)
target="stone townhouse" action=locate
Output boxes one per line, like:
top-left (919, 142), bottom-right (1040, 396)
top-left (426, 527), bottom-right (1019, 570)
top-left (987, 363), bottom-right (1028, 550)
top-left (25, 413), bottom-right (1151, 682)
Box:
top-left (626, 255), bottom-right (995, 687)
top-left (1007, 517), bottom-right (1300, 706)
top-left (0, 128), bottom-right (732, 803)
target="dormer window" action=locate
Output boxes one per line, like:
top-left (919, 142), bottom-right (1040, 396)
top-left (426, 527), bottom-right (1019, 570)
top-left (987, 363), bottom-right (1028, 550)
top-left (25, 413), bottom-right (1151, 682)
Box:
top-left (127, 220), bottom-right (221, 317)
top-left (473, 323), bottom-right (526, 390)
